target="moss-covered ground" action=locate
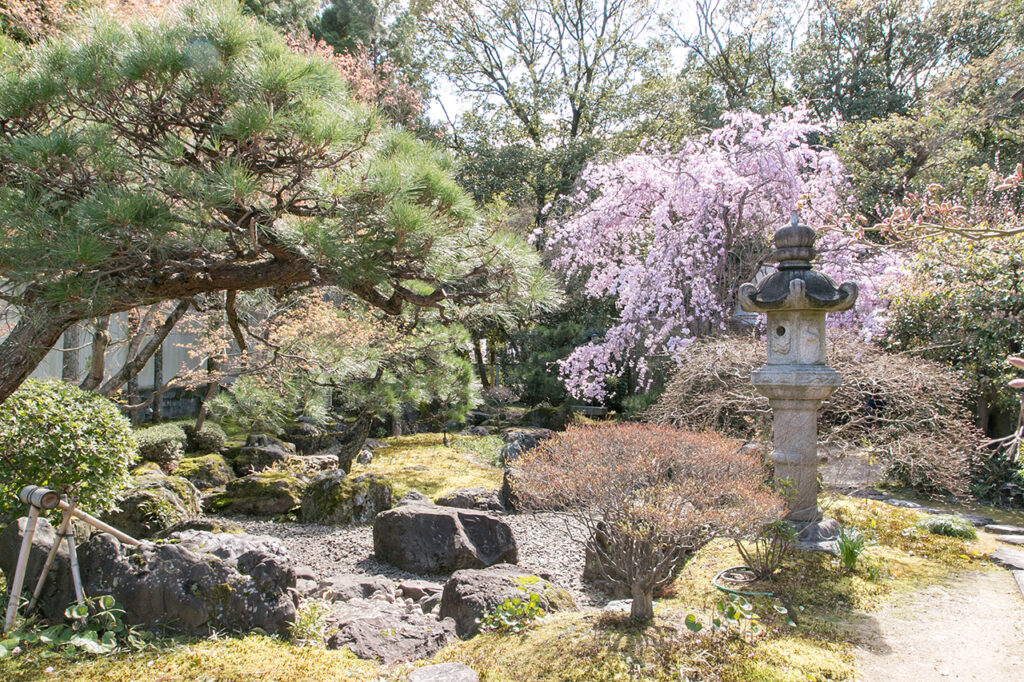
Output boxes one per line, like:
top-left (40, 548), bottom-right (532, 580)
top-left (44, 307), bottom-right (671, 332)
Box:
top-left (350, 433), bottom-right (503, 500)
top-left (1, 436), bottom-right (1008, 681)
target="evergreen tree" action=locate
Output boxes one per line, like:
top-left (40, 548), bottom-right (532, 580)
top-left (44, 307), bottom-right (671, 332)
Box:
top-left (0, 1), bottom-right (546, 405)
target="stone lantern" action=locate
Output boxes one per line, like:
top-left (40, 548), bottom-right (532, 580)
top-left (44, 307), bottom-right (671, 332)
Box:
top-left (738, 213), bottom-right (858, 543)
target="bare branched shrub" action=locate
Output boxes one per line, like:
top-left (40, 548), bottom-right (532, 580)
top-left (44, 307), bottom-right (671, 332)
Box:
top-left (647, 333), bottom-right (981, 499)
top-left (515, 424), bottom-right (782, 621)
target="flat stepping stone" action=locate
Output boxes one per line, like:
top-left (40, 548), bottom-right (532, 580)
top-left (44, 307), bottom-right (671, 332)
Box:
top-left (989, 548), bottom-right (1024, 570)
top-left (1014, 571), bottom-right (1024, 600)
top-left (408, 663), bottom-right (479, 682)
top-left (955, 512), bottom-right (995, 527)
top-left (984, 524), bottom-right (1024, 535)
top-left (995, 532), bottom-right (1024, 544)
top-left (883, 498), bottom-right (940, 513)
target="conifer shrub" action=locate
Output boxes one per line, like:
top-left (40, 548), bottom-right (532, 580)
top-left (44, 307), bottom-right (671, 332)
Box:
top-left (0, 380), bottom-right (136, 521)
top-left (515, 423), bottom-right (782, 621)
top-left (648, 333), bottom-right (980, 499)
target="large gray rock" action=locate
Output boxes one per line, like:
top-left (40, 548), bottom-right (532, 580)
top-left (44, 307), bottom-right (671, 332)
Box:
top-left (320, 573), bottom-right (395, 602)
top-left (0, 517), bottom-right (75, 621)
top-left (373, 503), bottom-right (518, 574)
top-left (438, 564), bottom-right (576, 638)
top-left (301, 470), bottom-right (392, 525)
top-left (325, 598), bottom-right (457, 663)
top-left (102, 467), bottom-right (202, 539)
top-left (498, 427), bottom-right (553, 466)
top-left (227, 434), bottom-right (294, 475)
top-left (398, 489), bottom-right (432, 506)
top-left (408, 663), bottom-right (479, 682)
top-left (78, 531), bottom-right (296, 636)
top-left (435, 487), bottom-right (504, 513)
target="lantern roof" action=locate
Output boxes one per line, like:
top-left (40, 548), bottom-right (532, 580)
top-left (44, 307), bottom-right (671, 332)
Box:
top-left (738, 212), bottom-right (858, 313)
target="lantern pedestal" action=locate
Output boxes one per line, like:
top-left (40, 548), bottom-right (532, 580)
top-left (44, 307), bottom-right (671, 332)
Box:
top-left (738, 213), bottom-right (858, 551)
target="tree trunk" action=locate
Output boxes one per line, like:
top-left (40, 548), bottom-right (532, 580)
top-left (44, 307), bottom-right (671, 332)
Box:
top-left (61, 324), bottom-right (81, 383)
top-left (629, 583), bottom-right (654, 622)
top-left (472, 337), bottom-right (491, 389)
top-left (98, 299), bottom-right (189, 397)
top-left (80, 317), bottom-right (111, 391)
top-left (193, 356), bottom-right (223, 431)
top-left (152, 344), bottom-right (164, 422)
top-left (0, 308), bottom-right (77, 400)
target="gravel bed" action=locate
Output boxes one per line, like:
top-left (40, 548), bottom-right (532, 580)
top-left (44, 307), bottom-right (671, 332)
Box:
top-left (227, 511), bottom-right (607, 607)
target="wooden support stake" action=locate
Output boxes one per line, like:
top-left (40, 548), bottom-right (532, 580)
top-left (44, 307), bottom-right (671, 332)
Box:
top-left (3, 506), bottom-right (40, 634)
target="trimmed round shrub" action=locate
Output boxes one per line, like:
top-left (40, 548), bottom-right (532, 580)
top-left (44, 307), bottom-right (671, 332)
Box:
top-left (917, 514), bottom-right (978, 539)
top-left (0, 379), bottom-right (136, 521)
top-left (135, 422), bottom-right (187, 472)
top-left (184, 421), bottom-right (227, 454)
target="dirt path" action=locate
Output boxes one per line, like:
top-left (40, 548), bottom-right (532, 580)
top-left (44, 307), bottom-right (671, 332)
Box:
top-left (850, 569), bottom-right (1024, 681)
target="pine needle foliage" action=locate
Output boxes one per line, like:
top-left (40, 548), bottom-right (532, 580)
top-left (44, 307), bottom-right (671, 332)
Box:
top-left (0, 0), bottom-right (550, 404)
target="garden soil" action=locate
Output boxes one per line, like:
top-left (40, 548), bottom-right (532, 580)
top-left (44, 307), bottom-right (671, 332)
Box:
top-left (850, 569), bottom-right (1024, 680)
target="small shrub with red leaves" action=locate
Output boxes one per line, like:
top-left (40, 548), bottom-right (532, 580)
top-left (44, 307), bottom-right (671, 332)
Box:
top-left (515, 423), bottom-right (782, 621)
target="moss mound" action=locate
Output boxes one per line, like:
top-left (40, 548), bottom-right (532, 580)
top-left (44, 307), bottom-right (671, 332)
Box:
top-left (210, 472), bottom-right (305, 516)
top-left (301, 470), bottom-right (393, 525)
top-left (177, 454), bottom-right (236, 490)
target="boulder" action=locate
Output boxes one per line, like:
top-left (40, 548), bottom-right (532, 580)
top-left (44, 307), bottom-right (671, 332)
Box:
top-left (78, 531), bottom-right (297, 635)
top-left (282, 420), bottom-right (328, 454)
top-left (301, 470), bottom-right (393, 525)
top-left (357, 438), bottom-right (386, 465)
top-left (282, 419), bottom-right (369, 472)
top-left (459, 425), bottom-right (494, 437)
top-left (177, 454), bottom-right (236, 490)
top-left (320, 573), bottom-right (395, 602)
top-left (499, 468), bottom-right (519, 512)
top-left (438, 564), bottom-right (576, 638)
top-left (408, 663), bottom-right (479, 682)
top-left (325, 598), bottom-right (457, 664)
top-left (284, 454), bottom-right (341, 476)
top-left (398, 489), bottom-right (433, 506)
top-left (435, 487), bottom-right (504, 513)
top-left (498, 428), bottom-right (554, 466)
top-left (0, 517), bottom-right (75, 621)
top-left (155, 518), bottom-right (244, 538)
top-left (226, 434), bottom-right (294, 476)
top-left (399, 579), bottom-right (443, 602)
top-left (373, 503), bottom-right (518, 574)
top-left (522, 405), bottom-right (571, 431)
top-left (102, 469), bottom-right (202, 539)
top-left (210, 472), bottom-right (305, 516)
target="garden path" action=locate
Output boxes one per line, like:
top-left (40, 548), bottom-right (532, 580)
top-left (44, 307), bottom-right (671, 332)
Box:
top-left (849, 569), bottom-right (1024, 680)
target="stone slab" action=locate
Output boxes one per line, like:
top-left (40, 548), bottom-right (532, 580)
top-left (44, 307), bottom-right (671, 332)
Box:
top-left (989, 548), bottom-right (1024, 570)
top-left (796, 539), bottom-right (839, 556)
top-left (953, 512), bottom-right (995, 528)
top-left (408, 663), bottom-right (479, 682)
top-left (996, 535), bottom-right (1024, 546)
top-left (984, 524), bottom-right (1024, 535)
top-left (1014, 571), bottom-right (1024, 600)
